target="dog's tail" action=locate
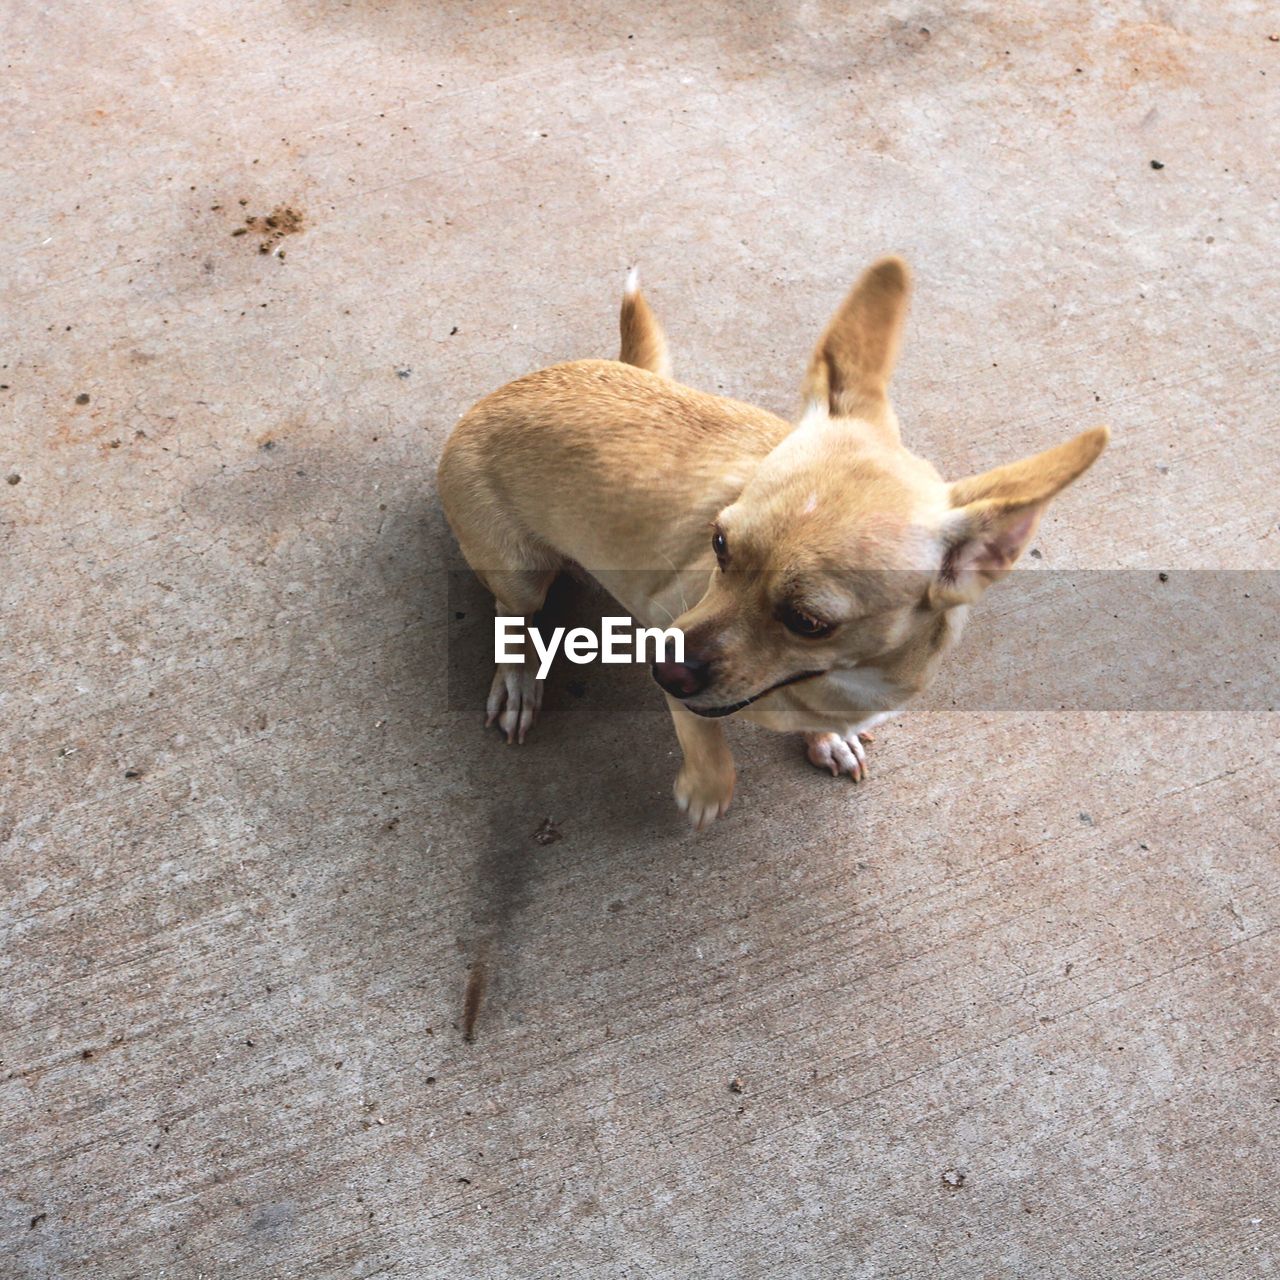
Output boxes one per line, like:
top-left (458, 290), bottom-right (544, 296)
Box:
top-left (618, 267), bottom-right (671, 379)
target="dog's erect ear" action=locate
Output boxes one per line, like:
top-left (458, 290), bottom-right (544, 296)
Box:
top-left (801, 256), bottom-right (910, 433)
top-left (932, 426), bottom-right (1109, 605)
top-left (618, 267), bottom-right (671, 379)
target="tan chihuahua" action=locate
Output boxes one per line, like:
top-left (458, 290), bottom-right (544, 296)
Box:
top-left (438, 258), bottom-right (1107, 828)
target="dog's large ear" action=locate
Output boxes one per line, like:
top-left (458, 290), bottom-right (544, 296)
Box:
top-left (619, 267), bottom-right (671, 379)
top-left (931, 426), bottom-right (1109, 605)
top-left (800, 256), bottom-right (910, 433)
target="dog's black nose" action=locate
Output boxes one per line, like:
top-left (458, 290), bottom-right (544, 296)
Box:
top-left (652, 656), bottom-right (712, 699)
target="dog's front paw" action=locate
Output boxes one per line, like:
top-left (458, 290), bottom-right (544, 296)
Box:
top-left (805, 730), bottom-right (871, 782)
top-left (485, 664), bottom-right (543, 744)
top-left (674, 761), bottom-right (735, 831)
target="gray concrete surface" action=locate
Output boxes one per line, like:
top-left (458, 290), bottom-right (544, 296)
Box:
top-left (2, 2), bottom-right (1278, 1277)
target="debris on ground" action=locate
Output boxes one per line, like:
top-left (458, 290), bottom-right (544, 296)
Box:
top-left (941, 1169), bottom-right (966, 1189)
top-left (533, 817), bottom-right (562, 846)
top-left (728, 1076), bottom-right (745, 1094)
top-left (236, 204), bottom-right (305, 256)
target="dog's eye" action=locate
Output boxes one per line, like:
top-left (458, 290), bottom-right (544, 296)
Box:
top-left (780, 606), bottom-right (835, 639)
top-left (711, 528), bottom-right (728, 566)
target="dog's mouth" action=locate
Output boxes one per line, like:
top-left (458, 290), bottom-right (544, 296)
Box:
top-left (685, 669), bottom-right (826, 718)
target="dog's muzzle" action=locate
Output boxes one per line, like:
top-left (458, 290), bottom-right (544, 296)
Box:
top-left (653, 667), bottom-right (826, 717)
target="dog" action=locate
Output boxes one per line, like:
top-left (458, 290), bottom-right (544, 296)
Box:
top-left (438, 258), bottom-right (1107, 828)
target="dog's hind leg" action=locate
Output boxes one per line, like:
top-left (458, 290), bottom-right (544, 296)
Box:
top-left (439, 429), bottom-right (566, 743)
top-left (618, 268), bottom-right (671, 379)
top-left (479, 560), bottom-right (560, 744)
top-left (454, 529), bottom-right (562, 744)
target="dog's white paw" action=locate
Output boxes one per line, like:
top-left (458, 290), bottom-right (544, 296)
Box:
top-left (673, 763), bottom-right (735, 831)
top-left (805, 730), bottom-right (871, 782)
top-left (485, 664), bottom-right (543, 744)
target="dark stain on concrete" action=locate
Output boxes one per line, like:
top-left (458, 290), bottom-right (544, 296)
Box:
top-left (462, 955), bottom-right (487, 1043)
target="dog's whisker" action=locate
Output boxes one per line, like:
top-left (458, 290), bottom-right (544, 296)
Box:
top-left (654, 549), bottom-right (692, 618)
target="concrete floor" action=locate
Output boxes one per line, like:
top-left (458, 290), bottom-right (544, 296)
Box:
top-left (3, 2), bottom-right (1278, 1277)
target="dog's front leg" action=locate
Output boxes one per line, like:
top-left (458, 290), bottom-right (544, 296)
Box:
top-left (803, 710), bottom-right (899, 782)
top-left (666, 696), bottom-right (735, 830)
top-left (804, 730), bottom-right (871, 782)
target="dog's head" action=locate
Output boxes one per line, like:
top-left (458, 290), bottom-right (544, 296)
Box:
top-left (653, 257), bottom-right (1108, 717)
